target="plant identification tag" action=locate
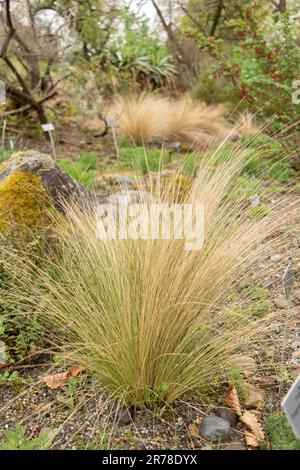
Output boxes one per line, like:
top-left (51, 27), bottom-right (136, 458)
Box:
top-left (106, 117), bottom-right (119, 158)
top-left (250, 193), bottom-right (260, 208)
top-left (42, 123), bottom-right (55, 132)
top-left (106, 117), bottom-right (116, 126)
top-left (282, 374), bottom-right (300, 439)
top-left (0, 340), bottom-right (6, 365)
top-left (0, 80), bottom-right (6, 104)
top-left (282, 260), bottom-right (294, 300)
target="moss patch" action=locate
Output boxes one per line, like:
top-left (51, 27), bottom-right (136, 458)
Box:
top-left (0, 171), bottom-right (51, 234)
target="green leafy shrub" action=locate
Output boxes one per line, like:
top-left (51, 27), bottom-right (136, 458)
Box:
top-left (119, 146), bottom-right (170, 174)
top-left (0, 147), bottom-right (13, 163)
top-left (192, 71), bottom-right (239, 105)
top-left (266, 414), bottom-right (300, 450)
top-left (0, 425), bottom-right (57, 450)
top-left (188, 2), bottom-right (300, 129)
top-left (58, 152), bottom-right (99, 188)
top-left (0, 248), bottom-right (44, 362)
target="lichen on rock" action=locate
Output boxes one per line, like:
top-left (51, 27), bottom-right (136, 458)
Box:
top-left (0, 171), bottom-right (51, 234)
top-left (0, 150), bottom-right (96, 238)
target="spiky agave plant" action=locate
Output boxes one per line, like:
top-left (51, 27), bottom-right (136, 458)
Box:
top-left (1, 140), bottom-right (298, 407)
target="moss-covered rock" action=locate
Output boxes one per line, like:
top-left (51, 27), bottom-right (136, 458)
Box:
top-left (0, 151), bottom-right (95, 236)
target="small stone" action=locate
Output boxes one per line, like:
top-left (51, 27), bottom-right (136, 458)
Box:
top-left (259, 376), bottom-right (278, 389)
top-left (261, 278), bottom-right (273, 288)
top-left (115, 407), bottom-right (132, 426)
top-left (292, 340), bottom-right (300, 350)
top-left (224, 440), bottom-right (247, 450)
top-left (290, 350), bottom-right (300, 366)
top-left (274, 298), bottom-right (289, 309)
top-left (229, 355), bottom-right (258, 377)
top-left (266, 324), bottom-right (280, 334)
top-left (242, 383), bottom-right (265, 409)
top-left (199, 415), bottom-right (230, 442)
top-left (293, 289), bottom-right (300, 304)
top-left (239, 280), bottom-right (250, 289)
top-left (265, 349), bottom-right (275, 358)
top-left (216, 408), bottom-right (238, 427)
top-left (270, 254), bottom-right (282, 262)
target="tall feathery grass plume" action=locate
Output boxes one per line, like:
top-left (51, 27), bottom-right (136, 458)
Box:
top-left (1, 139), bottom-right (299, 408)
top-left (105, 94), bottom-right (233, 149)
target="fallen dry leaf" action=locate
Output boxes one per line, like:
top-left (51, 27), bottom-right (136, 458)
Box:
top-left (33, 402), bottom-right (53, 413)
top-left (42, 372), bottom-right (69, 389)
top-left (68, 365), bottom-right (85, 377)
top-left (240, 411), bottom-right (265, 441)
top-left (187, 423), bottom-right (201, 440)
top-left (244, 431), bottom-right (260, 448)
top-left (224, 386), bottom-right (242, 416)
top-left (42, 365), bottom-right (85, 389)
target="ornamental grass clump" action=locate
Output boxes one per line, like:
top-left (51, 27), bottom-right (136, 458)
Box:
top-left (106, 94), bottom-right (231, 148)
top-left (2, 141), bottom-right (298, 407)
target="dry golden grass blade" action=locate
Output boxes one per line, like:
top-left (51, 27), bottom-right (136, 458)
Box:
top-left (240, 411), bottom-right (265, 441)
top-left (224, 387), bottom-right (242, 416)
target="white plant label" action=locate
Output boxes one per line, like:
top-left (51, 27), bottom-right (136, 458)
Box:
top-left (106, 117), bottom-right (116, 126)
top-left (106, 117), bottom-right (119, 158)
top-left (41, 123), bottom-right (56, 160)
top-left (292, 80), bottom-right (300, 105)
top-left (282, 374), bottom-right (300, 439)
top-left (9, 138), bottom-right (15, 150)
top-left (0, 80), bottom-right (6, 104)
top-left (42, 123), bottom-right (55, 132)
top-left (250, 193), bottom-right (260, 208)
top-left (0, 340), bottom-right (6, 365)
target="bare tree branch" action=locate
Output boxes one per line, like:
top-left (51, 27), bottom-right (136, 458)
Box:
top-left (210, 0), bottom-right (223, 36)
top-left (0, 0), bottom-right (16, 58)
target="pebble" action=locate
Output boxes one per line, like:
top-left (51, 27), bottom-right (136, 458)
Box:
top-left (115, 407), bottom-right (132, 426)
top-left (261, 278), bottom-right (273, 288)
top-left (293, 289), bottom-right (300, 304)
top-left (229, 355), bottom-right (258, 377)
top-left (224, 440), bottom-right (247, 450)
top-left (270, 254), bottom-right (282, 262)
top-left (273, 298), bottom-right (289, 309)
top-left (199, 415), bottom-right (231, 442)
top-left (242, 383), bottom-right (265, 409)
top-left (215, 408), bottom-right (238, 427)
top-left (290, 350), bottom-right (300, 366)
